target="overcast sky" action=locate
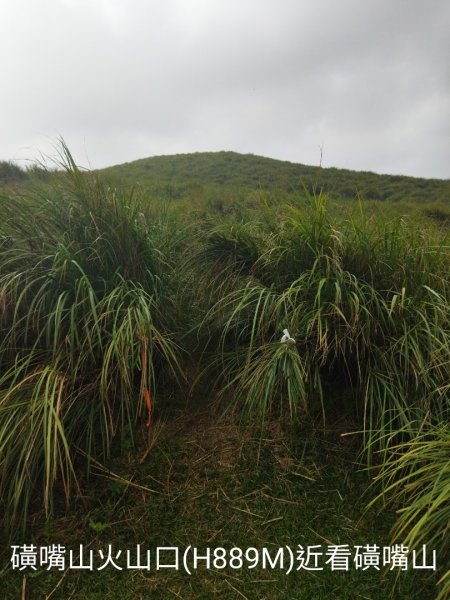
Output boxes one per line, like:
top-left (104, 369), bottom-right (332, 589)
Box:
top-left (2, 0), bottom-right (449, 178)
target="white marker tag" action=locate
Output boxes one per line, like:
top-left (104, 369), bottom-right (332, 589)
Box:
top-left (280, 328), bottom-right (296, 344)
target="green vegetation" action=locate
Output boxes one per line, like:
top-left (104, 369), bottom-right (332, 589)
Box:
top-left (0, 147), bottom-right (448, 598)
top-left (198, 190), bottom-right (449, 456)
top-left (101, 151), bottom-right (450, 205)
top-left (370, 424), bottom-right (450, 600)
top-left (1, 412), bottom-right (438, 599)
top-left (0, 161), bottom-right (27, 184)
top-left (0, 148), bottom-right (183, 531)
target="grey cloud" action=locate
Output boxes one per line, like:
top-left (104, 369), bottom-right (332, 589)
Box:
top-left (1, 0), bottom-right (449, 177)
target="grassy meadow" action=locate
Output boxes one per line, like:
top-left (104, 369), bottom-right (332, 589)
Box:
top-left (0, 148), bottom-right (449, 599)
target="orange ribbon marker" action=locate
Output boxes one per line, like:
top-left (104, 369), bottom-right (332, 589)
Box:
top-left (140, 336), bottom-right (152, 427)
top-left (144, 387), bottom-right (152, 428)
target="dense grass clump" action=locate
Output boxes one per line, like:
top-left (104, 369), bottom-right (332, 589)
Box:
top-left (196, 191), bottom-right (449, 597)
top-left (0, 149), bottom-right (184, 530)
top-left (199, 191), bottom-right (449, 455)
top-left (370, 424), bottom-right (450, 599)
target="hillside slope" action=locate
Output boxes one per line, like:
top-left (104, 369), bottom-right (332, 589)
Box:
top-left (100, 151), bottom-right (450, 204)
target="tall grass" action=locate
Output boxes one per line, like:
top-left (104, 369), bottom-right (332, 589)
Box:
top-left (369, 424), bottom-right (450, 600)
top-left (0, 147), bottom-right (183, 531)
top-left (197, 192), bottom-right (449, 600)
top-left (198, 190), bottom-right (449, 456)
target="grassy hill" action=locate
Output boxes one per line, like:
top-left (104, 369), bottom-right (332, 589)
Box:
top-left (99, 151), bottom-right (450, 204)
top-left (3, 152), bottom-right (449, 212)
